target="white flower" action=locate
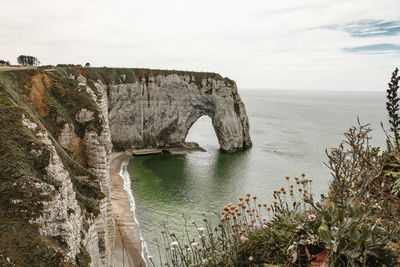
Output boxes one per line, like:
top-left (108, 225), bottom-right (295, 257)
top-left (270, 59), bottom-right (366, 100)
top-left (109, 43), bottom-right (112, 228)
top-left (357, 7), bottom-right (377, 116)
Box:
top-left (187, 248), bottom-right (192, 252)
top-left (171, 241), bottom-right (179, 247)
top-left (198, 227), bottom-right (205, 232)
top-left (191, 242), bottom-right (199, 247)
top-left (202, 259), bottom-right (209, 264)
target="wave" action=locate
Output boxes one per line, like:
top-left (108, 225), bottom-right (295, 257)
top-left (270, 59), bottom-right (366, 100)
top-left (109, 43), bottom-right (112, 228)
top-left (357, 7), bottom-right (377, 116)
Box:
top-left (119, 156), bottom-right (150, 266)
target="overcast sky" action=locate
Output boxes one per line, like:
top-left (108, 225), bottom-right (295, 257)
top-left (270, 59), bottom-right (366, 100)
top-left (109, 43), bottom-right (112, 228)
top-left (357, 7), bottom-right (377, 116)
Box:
top-left (1, 0), bottom-right (400, 91)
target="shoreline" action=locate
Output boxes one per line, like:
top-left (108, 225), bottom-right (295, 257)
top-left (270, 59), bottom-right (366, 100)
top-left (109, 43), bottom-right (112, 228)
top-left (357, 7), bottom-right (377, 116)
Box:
top-left (110, 152), bottom-right (146, 267)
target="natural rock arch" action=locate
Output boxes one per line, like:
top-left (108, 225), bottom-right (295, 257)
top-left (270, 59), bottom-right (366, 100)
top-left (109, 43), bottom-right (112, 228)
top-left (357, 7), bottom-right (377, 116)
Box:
top-left (108, 73), bottom-right (252, 153)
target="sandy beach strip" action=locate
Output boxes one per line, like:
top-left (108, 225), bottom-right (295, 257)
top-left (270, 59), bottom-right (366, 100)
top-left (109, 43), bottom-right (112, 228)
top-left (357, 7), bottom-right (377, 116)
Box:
top-left (110, 152), bottom-right (147, 267)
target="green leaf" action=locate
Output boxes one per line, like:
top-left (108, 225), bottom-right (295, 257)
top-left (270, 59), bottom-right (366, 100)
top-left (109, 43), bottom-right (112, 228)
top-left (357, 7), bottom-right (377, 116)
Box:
top-left (318, 224), bottom-right (333, 244)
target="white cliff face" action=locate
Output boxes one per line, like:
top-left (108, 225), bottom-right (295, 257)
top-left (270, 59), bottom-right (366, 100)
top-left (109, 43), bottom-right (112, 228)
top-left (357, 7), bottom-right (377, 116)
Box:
top-left (35, 73), bottom-right (116, 267)
top-left (77, 76), bottom-right (115, 266)
top-left (22, 114), bottom-right (83, 261)
top-left (108, 74), bottom-right (252, 152)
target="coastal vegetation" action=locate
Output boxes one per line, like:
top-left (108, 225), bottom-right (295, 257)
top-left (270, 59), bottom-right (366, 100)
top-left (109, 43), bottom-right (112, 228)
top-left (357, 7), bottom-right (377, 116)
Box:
top-left (0, 60), bottom-right (10, 66)
top-left (17, 55), bottom-right (40, 66)
top-left (153, 68), bottom-right (400, 266)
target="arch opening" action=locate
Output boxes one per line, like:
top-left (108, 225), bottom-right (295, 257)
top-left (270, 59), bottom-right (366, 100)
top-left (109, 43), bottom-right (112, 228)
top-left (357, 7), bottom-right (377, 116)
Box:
top-left (185, 115), bottom-right (220, 151)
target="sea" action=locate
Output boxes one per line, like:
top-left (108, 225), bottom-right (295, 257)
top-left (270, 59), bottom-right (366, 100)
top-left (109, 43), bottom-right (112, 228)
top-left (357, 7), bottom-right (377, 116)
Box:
top-left (123, 89), bottom-right (388, 265)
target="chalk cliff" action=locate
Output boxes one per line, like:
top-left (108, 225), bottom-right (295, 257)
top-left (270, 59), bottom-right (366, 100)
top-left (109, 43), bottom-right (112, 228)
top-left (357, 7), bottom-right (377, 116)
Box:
top-left (108, 71), bottom-right (251, 152)
top-left (0, 66), bottom-right (251, 266)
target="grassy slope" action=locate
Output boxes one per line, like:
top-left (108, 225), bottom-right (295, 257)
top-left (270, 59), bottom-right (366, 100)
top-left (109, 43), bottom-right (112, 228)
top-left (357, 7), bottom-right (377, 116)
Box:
top-left (0, 69), bottom-right (103, 266)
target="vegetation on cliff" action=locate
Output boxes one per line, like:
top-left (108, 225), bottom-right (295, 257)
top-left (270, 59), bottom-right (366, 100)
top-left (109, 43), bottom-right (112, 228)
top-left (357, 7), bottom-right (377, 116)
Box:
top-left (0, 68), bottom-right (105, 266)
top-left (153, 69), bottom-right (400, 266)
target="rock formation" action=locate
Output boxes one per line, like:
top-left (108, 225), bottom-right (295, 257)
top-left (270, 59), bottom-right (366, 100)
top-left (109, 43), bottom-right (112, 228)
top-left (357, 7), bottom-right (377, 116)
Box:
top-left (0, 66), bottom-right (251, 266)
top-left (108, 72), bottom-right (251, 153)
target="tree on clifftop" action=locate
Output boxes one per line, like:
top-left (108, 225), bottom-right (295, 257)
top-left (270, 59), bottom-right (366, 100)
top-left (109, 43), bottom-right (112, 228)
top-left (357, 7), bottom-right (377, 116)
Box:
top-left (17, 55), bottom-right (40, 66)
top-left (0, 60), bottom-right (10, 66)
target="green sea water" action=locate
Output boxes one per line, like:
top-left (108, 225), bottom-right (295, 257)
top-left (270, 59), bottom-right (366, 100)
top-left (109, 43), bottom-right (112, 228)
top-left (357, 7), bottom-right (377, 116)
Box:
top-left (126, 89), bottom-right (387, 264)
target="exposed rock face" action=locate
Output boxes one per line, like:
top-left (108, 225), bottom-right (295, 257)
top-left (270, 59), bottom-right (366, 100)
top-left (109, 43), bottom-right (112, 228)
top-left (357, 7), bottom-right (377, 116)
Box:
top-left (109, 73), bottom-right (251, 152)
top-left (0, 67), bottom-right (250, 266)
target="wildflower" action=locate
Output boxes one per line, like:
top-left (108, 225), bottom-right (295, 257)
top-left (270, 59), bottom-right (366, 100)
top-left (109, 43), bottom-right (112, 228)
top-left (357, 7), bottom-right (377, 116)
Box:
top-left (254, 223), bottom-right (259, 228)
top-left (202, 259), bottom-right (208, 264)
top-left (331, 226), bottom-right (339, 231)
top-left (239, 197), bottom-right (243, 201)
top-left (285, 176), bottom-right (290, 180)
top-left (263, 224), bottom-right (268, 229)
top-left (301, 173), bottom-right (305, 177)
top-left (249, 256), bottom-right (254, 261)
top-left (191, 242), bottom-right (199, 247)
top-left (231, 233), bottom-right (236, 237)
top-left (262, 217), bottom-right (267, 222)
top-left (253, 196), bottom-right (257, 200)
top-left (251, 218), bottom-right (255, 223)
top-left (171, 241), bottom-right (179, 247)
top-left (240, 235), bottom-right (245, 241)
top-left (246, 193), bottom-right (251, 197)
top-left (308, 214), bottom-right (316, 222)
top-left (198, 227), bottom-right (205, 232)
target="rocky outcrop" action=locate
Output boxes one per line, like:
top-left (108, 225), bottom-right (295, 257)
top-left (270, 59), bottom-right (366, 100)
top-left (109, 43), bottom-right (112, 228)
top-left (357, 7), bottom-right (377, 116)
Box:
top-left (0, 66), bottom-right (251, 266)
top-left (108, 72), bottom-right (251, 153)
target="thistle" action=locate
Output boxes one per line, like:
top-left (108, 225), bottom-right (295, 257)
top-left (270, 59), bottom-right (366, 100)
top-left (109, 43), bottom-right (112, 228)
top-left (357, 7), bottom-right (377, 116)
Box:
top-left (386, 68), bottom-right (400, 150)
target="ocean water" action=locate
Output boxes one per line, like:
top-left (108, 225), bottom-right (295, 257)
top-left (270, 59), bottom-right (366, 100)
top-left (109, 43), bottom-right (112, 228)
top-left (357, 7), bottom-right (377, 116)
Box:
top-left (126, 89), bottom-right (387, 264)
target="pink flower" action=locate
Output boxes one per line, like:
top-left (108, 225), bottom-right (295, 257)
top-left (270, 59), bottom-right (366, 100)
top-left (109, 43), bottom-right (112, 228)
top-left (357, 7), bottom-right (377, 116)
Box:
top-left (331, 226), bottom-right (338, 231)
top-left (249, 256), bottom-right (254, 261)
top-left (262, 224), bottom-right (268, 229)
top-left (251, 218), bottom-right (255, 223)
top-left (240, 235), bottom-right (245, 241)
top-left (254, 223), bottom-right (259, 228)
top-left (308, 214), bottom-right (316, 222)
top-left (262, 217), bottom-right (267, 223)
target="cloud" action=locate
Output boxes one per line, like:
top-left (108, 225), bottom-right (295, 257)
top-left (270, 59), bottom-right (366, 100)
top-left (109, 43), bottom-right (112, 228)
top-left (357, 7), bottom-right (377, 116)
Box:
top-left (316, 19), bottom-right (400, 37)
top-left (342, 43), bottom-right (400, 53)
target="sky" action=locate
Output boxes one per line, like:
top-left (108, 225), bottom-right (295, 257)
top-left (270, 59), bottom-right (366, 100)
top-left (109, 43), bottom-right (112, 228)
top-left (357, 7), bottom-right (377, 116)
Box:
top-left (1, 0), bottom-right (399, 91)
